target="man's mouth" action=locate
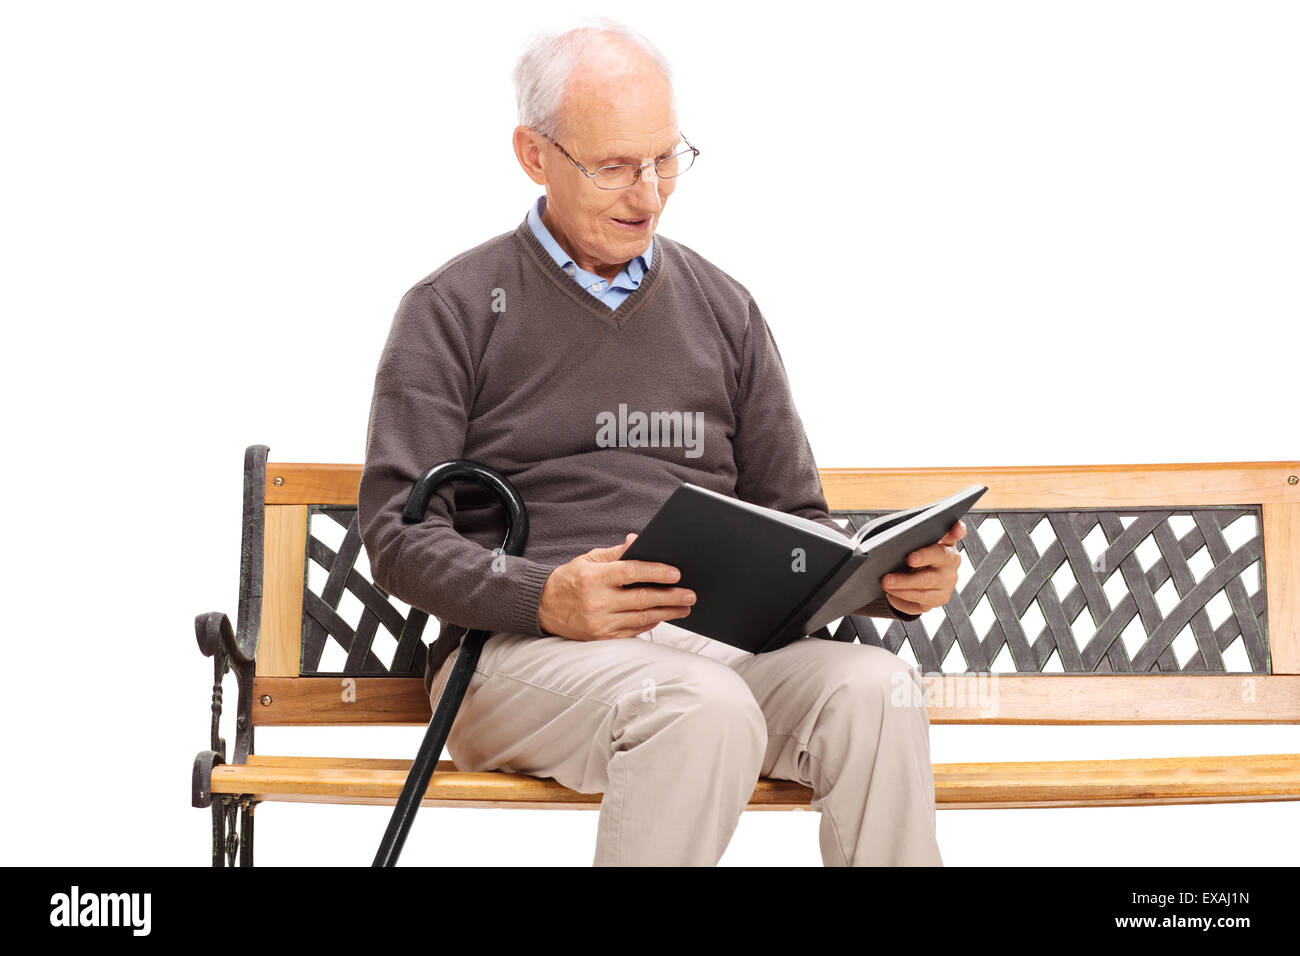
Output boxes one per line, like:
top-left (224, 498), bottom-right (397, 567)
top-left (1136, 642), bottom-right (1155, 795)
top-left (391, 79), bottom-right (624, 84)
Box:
top-left (611, 215), bottom-right (652, 231)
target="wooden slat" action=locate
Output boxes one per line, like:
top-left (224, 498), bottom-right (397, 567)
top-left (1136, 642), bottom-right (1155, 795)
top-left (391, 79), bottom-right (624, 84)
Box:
top-left (254, 505), bottom-right (307, 678)
top-left (263, 460), bottom-right (1300, 509)
top-left (1263, 502), bottom-right (1299, 674)
top-left (252, 674), bottom-right (1300, 726)
top-left (916, 674), bottom-right (1300, 723)
top-left (821, 460), bottom-right (1300, 511)
top-left (253, 677), bottom-right (428, 723)
top-left (934, 752), bottom-right (1300, 809)
top-left (209, 752), bottom-right (1300, 810)
top-left (266, 463), bottom-right (362, 506)
top-left (212, 757), bottom-right (808, 808)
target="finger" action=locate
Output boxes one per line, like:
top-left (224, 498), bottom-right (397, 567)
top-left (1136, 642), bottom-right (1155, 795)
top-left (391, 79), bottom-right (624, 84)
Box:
top-left (591, 534), bottom-right (662, 568)
top-left (900, 561), bottom-right (961, 584)
top-left (883, 569), bottom-right (919, 588)
top-left (883, 569), bottom-right (951, 593)
top-left (883, 574), bottom-right (946, 594)
top-left (883, 569), bottom-right (925, 589)
top-left (914, 544), bottom-right (959, 570)
top-left (604, 604), bottom-right (694, 638)
top-left (609, 584), bottom-right (695, 614)
top-left (885, 586), bottom-right (946, 602)
top-left (589, 534), bottom-right (638, 561)
top-left (907, 540), bottom-right (961, 568)
top-left (937, 520), bottom-right (966, 547)
top-left (901, 545), bottom-right (934, 569)
top-left (603, 558), bottom-right (683, 586)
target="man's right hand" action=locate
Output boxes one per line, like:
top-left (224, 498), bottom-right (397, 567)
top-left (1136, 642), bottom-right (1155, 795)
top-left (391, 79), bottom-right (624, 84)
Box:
top-left (537, 533), bottom-right (695, 641)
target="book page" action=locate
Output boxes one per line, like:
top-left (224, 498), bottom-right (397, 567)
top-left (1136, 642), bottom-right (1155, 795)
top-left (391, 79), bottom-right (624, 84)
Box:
top-left (849, 503), bottom-right (929, 545)
top-left (683, 483), bottom-right (853, 546)
top-left (854, 485), bottom-right (984, 552)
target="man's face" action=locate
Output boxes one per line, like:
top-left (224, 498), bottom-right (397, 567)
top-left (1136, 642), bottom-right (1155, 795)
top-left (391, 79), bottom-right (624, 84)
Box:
top-left (524, 56), bottom-right (680, 279)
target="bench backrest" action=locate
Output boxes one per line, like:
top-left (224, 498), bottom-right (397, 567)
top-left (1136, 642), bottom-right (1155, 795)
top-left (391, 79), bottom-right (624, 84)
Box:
top-left (237, 445), bottom-right (1299, 730)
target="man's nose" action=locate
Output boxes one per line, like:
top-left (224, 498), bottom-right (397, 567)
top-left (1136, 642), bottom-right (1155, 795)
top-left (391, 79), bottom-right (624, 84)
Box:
top-left (630, 163), bottom-right (664, 210)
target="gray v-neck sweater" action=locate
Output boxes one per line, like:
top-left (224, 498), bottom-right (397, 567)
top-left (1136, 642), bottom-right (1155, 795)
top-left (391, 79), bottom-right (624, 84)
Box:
top-left (359, 214), bottom-right (917, 693)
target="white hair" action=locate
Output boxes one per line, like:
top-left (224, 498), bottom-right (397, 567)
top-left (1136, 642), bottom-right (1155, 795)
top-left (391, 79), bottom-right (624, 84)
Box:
top-left (512, 18), bottom-right (675, 142)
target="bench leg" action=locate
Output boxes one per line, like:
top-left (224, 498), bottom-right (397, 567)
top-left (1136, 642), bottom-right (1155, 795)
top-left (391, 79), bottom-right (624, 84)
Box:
top-left (212, 795), bottom-right (257, 866)
top-left (240, 798), bottom-right (256, 866)
top-left (210, 802), bottom-right (224, 867)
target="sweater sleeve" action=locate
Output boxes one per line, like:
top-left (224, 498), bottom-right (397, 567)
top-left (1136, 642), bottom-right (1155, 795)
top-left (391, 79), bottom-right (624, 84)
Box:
top-left (357, 283), bottom-right (561, 637)
top-left (731, 299), bottom-right (920, 623)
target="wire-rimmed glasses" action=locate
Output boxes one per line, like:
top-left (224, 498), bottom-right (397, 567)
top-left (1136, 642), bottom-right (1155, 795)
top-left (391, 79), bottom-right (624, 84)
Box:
top-left (541, 132), bottom-right (699, 190)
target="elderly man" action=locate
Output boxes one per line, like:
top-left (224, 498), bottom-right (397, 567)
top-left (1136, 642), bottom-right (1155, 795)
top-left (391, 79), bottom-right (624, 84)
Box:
top-left (359, 19), bottom-right (964, 866)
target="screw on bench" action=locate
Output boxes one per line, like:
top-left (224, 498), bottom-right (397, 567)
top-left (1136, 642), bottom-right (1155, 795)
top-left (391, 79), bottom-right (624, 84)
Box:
top-left (372, 459), bottom-right (528, 867)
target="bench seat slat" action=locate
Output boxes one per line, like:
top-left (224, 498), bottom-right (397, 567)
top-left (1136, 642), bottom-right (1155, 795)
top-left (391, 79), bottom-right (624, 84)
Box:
top-left (250, 676), bottom-right (1300, 725)
top-left (208, 752), bottom-right (1300, 811)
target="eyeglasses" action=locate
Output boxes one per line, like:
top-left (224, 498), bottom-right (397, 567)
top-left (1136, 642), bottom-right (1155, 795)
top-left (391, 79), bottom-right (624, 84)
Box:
top-left (539, 132), bottom-right (699, 190)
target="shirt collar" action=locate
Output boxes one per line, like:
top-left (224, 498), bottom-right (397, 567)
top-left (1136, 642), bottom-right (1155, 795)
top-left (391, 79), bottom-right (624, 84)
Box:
top-left (527, 194), bottom-right (653, 290)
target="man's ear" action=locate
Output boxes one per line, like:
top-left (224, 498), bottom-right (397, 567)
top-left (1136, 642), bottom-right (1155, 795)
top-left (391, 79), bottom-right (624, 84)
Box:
top-left (513, 125), bottom-right (548, 186)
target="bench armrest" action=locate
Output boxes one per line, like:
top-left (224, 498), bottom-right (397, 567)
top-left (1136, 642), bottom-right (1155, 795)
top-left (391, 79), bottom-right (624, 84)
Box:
top-left (194, 610), bottom-right (255, 805)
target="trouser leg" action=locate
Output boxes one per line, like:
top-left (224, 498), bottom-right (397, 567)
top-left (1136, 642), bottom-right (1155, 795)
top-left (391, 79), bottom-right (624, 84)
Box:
top-left (730, 633), bottom-right (943, 866)
top-left (428, 631), bottom-right (768, 866)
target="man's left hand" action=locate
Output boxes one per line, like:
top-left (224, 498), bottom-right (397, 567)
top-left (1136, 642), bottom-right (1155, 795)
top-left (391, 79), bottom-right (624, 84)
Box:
top-left (881, 519), bottom-right (966, 616)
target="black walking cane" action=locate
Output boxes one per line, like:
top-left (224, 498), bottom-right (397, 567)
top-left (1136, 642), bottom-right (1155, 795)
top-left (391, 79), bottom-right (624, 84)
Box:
top-left (372, 458), bottom-right (528, 867)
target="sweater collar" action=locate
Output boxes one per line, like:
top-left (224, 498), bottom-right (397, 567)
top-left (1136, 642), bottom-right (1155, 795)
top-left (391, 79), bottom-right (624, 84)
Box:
top-left (514, 209), bottom-right (666, 330)
top-left (527, 194), bottom-right (654, 298)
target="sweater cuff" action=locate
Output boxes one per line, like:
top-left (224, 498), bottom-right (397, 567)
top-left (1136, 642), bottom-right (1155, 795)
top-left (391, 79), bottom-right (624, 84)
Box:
top-left (511, 561), bottom-right (561, 636)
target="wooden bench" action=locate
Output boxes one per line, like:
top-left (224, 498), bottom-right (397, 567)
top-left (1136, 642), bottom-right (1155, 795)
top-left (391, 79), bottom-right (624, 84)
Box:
top-left (192, 445), bottom-right (1300, 865)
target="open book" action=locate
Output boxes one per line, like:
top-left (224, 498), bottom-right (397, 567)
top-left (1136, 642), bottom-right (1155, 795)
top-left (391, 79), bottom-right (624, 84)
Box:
top-left (619, 482), bottom-right (987, 654)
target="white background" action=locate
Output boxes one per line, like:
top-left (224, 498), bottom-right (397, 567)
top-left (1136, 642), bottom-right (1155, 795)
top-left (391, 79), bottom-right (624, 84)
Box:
top-left (2, 0), bottom-right (1296, 866)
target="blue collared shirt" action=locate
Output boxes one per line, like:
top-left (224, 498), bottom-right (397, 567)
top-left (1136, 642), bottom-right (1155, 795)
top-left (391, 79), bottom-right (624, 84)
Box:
top-left (526, 194), bottom-right (653, 309)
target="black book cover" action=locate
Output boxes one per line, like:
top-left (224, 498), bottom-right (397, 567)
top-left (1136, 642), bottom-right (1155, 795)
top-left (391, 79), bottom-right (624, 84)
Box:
top-left (619, 482), bottom-right (987, 654)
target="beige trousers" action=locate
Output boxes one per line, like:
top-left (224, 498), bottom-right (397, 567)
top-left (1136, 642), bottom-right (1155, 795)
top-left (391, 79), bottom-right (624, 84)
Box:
top-left (427, 620), bottom-right (943, 866)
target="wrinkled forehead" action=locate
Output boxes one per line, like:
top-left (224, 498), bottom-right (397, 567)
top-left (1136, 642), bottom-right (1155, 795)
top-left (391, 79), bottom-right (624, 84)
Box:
top-left (558, 102), bottom-right (680, 165)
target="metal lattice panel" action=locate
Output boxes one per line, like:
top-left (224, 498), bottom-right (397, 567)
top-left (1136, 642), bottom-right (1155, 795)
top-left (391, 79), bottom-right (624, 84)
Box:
top-left (826, 506), bottom-right (1270, 674)
top-left (300, 506), bottom-right (431, 676)
top-left (297, 504), bottom-right (1271, 677)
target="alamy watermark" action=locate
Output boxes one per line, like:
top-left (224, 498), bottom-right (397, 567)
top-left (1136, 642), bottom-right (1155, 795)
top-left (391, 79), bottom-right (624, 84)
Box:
top-left (50, 886), bottom-right (151, 936)
top-left (891, 669), bottom-right (1001, 716)
top-left (596, 403), bottom-right (704, 459)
